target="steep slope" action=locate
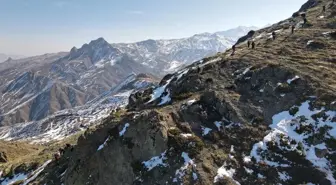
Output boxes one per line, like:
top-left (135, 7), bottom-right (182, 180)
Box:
top-left (13, 0), bottom-right (336, 185)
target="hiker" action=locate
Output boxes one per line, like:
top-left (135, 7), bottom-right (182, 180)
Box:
top-left (251, 41), bottom-right (255, 49)
top-left (323, 5), bottom-right (326, 12)
top-left (303, 17), bottom-right (308, 25)
top-left (291, 25), bottom-right (295, 34)
top-left (59, 148), bottom-right (65, 155)
top-left (247, 40), bottom-right (251, 48)
top-left (54, 152), bottom-right (61, 161)
top-left (272, 31), bottom-right (276, 40)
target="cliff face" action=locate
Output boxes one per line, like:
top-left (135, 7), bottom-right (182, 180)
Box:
top-left (2, 0), bottom-right (336, 185)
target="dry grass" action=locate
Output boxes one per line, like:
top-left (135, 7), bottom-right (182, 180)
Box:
top-left (0, 131), bottom-right (83, 177)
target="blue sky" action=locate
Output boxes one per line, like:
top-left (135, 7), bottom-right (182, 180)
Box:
top-left (0, 0), bottom-right (306, 55)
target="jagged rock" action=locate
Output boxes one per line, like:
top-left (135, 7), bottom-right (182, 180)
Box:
top-left (0, 151), bottom-right (8, 163)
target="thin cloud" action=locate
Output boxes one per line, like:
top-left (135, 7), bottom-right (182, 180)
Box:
top-left (126, 10), bottom-right (144, 15)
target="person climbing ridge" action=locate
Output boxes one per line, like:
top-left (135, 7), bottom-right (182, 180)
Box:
top-left (303, 17), bottom-right (308, 25)
top-left (247, 40), bottom-right (251, 48)
top-left (291, 25), bottom-right (295, 34)
top-left (323, 5), bottom-right (326, 12)
top-left (251, 41), bottom-right (255, 49)
top-left (272, 31), bottom-right (276, 40)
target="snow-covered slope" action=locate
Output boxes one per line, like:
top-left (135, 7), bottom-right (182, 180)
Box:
top-left (0, 73), bottom-right (157, 143)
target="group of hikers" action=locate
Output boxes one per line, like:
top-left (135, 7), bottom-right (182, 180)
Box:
top-left (230, 1), bottom-right (331, 56)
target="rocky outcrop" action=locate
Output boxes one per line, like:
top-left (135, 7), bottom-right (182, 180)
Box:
top-left (235, 30), bottom-right (256, 45)
top-left (0, 152), bottom-right (7, 163)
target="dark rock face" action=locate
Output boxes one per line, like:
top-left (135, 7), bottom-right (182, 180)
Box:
top-left (62, 110), bottom-right (170, 185)
top-left (293, 0), bottom-right (319, 17)
top-left (127, 87), bottom-right (154, 111)
top-left (306, 41), bottom-right (326, 50)
top-left (235, 30), bottom-right (255, 45)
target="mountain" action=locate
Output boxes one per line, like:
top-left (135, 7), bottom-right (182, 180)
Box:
top-left (112, 26), bottom-right (257, 74)
top-left (0, 53), bottom-right (25, 63)
top-left (0, 27), bottom-right (254, 127)
top-left (1, 0), bottom-right (334, 184)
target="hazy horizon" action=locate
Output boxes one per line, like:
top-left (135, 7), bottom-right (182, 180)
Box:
top-left (0, 0), bottom-right (306, 56)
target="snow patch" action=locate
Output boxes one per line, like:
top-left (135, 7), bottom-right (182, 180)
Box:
top-left (230, 146), bottom-right (235, 154)
top-left (186, 99), bottom-right (196, 106)
top-left (23, 160), bottom-right (52, 185)
top-left (180, 133), bottom-right (193, 138)
top-left (158, 90), bottom-right (171, 106)
top-left (278, 171), bottom-right (291, 181)
top-left (244, 167), bottom-right (253, 174)
top-left (97, 136), bottom-right (110, 151)
top-left (192, 172), bottom-right (198, 180)
top-left (214, 162), bottom-right (240, 184)
top-left (143, 151), bottom-right (167, 171)
top-left (1, 173), bottom-right (27, 185)
top-left (201, 127), bottom-right (212, 136)
top-left (214, 121), bottom-right (222, 131)
top-left (243, 156), bottom-right (252, 163)
top-left (119, 123), bottom-right (130, 136)
top-left (250, 101), bottom-right (336, 184)
top-left (257, 173), bottom-right (266, 179)
top-left (173, 152), bottom-right (196, 183)
top-left (287, 75), bottom-right (300, 84)
top-left (307, 40), bottom-right (314, 45)
top-left (147, 79), bottom-right (172, 103)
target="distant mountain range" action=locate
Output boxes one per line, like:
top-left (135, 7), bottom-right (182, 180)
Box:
top-left (0, 26), bottom-right (257, 127)
top-left (0, 53), bottom-right (25, 63)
